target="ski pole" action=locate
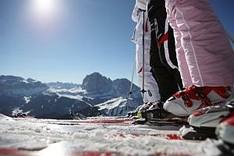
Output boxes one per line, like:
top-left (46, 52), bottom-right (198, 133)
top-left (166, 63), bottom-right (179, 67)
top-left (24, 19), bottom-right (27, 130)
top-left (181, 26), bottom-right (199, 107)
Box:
top-left (128, 57), bottom-right (136, 99)
top-left (141, 10), bottom-right (146, 97)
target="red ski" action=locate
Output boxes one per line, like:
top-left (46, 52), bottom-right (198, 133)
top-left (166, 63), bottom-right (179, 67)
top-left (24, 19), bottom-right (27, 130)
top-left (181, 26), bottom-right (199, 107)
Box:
top-left (0, 147), bottom-right (192, 156)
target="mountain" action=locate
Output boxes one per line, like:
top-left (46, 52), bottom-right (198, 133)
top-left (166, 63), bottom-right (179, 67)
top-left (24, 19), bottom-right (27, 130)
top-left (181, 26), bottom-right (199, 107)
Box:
top-left (80, 72), bottom-right (142, 104)
top-left (0, 75), bottom-right (48, 96)
top-left (0, 73), bottom-right (142, 118)
top-left (81, 72), bottom-right (112, 94)
top-left (0, 75), bottom-right (96, 119)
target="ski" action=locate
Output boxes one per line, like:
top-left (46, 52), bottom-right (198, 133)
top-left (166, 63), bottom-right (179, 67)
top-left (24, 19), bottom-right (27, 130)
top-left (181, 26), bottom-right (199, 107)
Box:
top-left (132, 115), bottom-right (188, 127)
top-left (14, 115), bottom-right (188, 127)
top-left (106, 131), bottom-right (183, 140)
top-left (180, 126), bottom-right (217, 140)
top-left (0, 148), bottom-right (123, 156)
top-left (38, 116), bottom-right (188, 127)
top-left (71, 117), bottom-right (133, 124)
top-left (14, 115), bottom-right (133, 125)
top-left (0, 147), bottom-right (193, 156)
top-left (147, 117), bottom-right (188, 126)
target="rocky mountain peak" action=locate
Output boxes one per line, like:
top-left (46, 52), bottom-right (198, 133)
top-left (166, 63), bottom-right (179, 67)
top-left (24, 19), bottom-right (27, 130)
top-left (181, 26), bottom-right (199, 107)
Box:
top-left (81, 72), bottom-right (112, 93)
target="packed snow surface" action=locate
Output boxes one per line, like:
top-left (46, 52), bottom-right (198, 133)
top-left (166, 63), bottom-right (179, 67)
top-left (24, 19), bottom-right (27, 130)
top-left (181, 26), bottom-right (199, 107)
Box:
top-left (0, 113), bottom-right (224, 156)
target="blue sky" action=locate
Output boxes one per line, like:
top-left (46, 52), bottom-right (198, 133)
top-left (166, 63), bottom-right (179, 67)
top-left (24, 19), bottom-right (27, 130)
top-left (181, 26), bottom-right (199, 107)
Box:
top-left (0, 0), bottom-right (233, 84)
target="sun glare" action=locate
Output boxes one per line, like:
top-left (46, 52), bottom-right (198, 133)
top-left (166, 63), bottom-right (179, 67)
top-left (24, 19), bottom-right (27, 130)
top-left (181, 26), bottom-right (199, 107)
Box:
top-left (33, 0), bottom-right (57, 16)
top-left (26, 0), bottom-right (65, 35)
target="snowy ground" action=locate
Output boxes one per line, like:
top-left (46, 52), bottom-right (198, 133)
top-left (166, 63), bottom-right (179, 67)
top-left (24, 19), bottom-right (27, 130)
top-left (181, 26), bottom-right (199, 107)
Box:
top-left (0, 113), bottom-right (224, 156)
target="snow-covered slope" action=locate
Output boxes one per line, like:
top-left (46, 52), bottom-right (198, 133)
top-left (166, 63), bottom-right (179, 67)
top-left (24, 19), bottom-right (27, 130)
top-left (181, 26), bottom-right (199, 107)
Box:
top-left (0, 113), bottom-right (225, 156)
top-left (97, 97), bottom-right (140, 116)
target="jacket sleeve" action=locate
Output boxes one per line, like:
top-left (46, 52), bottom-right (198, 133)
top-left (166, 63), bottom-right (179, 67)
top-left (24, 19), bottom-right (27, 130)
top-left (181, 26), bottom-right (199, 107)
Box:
top-left (132, 4), bottom-right (139, 22)
top-left (136, 0), bottom-right (147, 10)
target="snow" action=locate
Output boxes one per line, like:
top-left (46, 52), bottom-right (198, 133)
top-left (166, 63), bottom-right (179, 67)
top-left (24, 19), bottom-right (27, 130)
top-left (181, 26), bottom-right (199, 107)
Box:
top-left (96, 97), bottom-right (140, 116)
top-left (97, 97), bottom-right (127, 110)
top-left (24, 96), bottom-right (31, 104)
top-left (47, 87), bottom-right (84, 100)
top-left (0, 113), bottom-right (224, 156)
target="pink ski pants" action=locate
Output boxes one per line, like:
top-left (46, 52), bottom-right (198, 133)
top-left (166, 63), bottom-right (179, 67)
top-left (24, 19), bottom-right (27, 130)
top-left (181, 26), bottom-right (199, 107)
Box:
top-left (165, 0), bottom-right (234, 87)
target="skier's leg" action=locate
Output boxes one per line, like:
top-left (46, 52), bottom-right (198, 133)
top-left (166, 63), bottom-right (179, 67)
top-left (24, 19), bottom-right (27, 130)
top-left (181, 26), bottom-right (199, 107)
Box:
top-left (171, 23), bottom-right (192, 88)
top-left (143, 48), bottom-right (161, 103)
top-left (148, 0), bottom-right (181, 102)
top-left (157, 19), bottom-right (183, 90)
top-left (163, 0), bottom-right (234, 117)
top-left (166, 26), bottom-right (183, 89)
top-left (136, 45), bottom-right (148, 103)
top-left (165, 0), bottom-right (234, 86)
top-left (136, 44), bottom-right (161, 103)
top-left (150, 25), bottom-right (178, 102)
top-left (130, 2), bottom-right (162, 118)
top-left (148, 4), bottom-right (185, 90)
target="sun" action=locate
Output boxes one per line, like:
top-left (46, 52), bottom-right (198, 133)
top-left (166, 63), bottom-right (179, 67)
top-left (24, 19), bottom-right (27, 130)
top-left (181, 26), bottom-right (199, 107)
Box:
top-left (26, 0), bottom-right (64, 33)
top-left (33, 0), bottom-right (57, 16)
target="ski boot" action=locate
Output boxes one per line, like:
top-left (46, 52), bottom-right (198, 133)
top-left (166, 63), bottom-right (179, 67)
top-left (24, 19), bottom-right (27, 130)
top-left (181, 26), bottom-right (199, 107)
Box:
top-left (132, 102), bottom-right (187, 125)
top-left (140, 102), bottom-right (170, 119)
top-left (128, 102), bottom-right (159, 118)
top-left (216, 101), bottom-right (234, 145)
top-left (212, 101), bottom-right (234, 155)
top-left (127, 102), bottom-right (152, 118)
top-left (145, 102), bottom-right (188, 126)
top-left (180, 101), bottom-right (234, 140)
